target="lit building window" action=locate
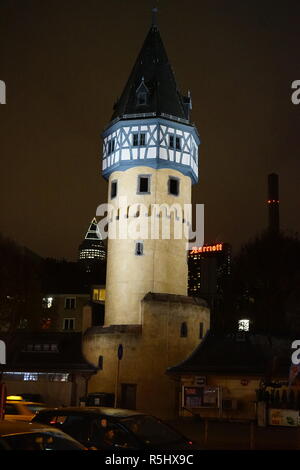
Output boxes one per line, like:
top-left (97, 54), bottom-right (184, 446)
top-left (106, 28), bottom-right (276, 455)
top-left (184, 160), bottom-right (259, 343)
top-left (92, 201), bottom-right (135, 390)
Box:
top-left (238, 319), bottom-right (250, 331)
top-left (93, 289), bottom-right (99, 301)
top-left (3, 372), bottom-right (69, 382)
top-left (93, 289), bottom-right (106, 301)
top-left (43, 297), bottom-right (53, 309)
top-left (24, 373), bottom-right (38, 381)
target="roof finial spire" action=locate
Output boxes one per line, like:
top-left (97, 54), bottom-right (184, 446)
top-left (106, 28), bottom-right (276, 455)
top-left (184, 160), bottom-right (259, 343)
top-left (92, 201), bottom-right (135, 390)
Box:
top-left (151, 6), bottom-right (158, 28)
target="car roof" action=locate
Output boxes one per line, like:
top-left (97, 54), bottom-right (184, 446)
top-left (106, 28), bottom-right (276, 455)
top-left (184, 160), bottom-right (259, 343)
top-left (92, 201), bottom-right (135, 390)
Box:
top-left (0, 420), bottom-right (63, 436)
top-left (7, 401), bottom-right (45, 406)
top-left (35, 406), bottom-right (147, 418)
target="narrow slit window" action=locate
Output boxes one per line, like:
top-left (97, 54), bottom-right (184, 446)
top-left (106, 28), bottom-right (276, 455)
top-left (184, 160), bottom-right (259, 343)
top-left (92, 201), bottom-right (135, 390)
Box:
top-left (133, 134), bottom-right (139, 146)
top-left (135, 241), bottom-right (144, 256)
top-left (180, 322), bottom-right (188, 337)
top-left (107, 138), bottom-right (115, 155)
top-left (175, 136), bottom-right (181, 150)
top-left (140, 133), bottom-right (146, 146)
top-left (169, 135), bottom-right (174, 149)
top-left (111, 180), bottom-right (117, 199)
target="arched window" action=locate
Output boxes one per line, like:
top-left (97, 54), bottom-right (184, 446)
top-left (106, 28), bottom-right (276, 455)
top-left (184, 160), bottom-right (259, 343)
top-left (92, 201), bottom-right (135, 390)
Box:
top-left (136, 78), bottom-right (149, 107)
top-left (180, 322), bottom-right (188, 337)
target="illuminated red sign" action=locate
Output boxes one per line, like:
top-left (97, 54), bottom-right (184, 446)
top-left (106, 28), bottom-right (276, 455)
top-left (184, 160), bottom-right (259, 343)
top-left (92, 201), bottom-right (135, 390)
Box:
top-left (190, 244), bottom-right (223, 254)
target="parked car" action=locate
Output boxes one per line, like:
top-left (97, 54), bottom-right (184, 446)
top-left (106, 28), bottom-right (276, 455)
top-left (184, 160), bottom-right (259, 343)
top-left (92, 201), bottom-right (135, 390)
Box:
top-left (4, 396), bottom-right (48, 421)
top-left (19, 393), bottom-right (45, 403)
top-left (31, 406), bottom-right (199, 450)
top-left (0, 420), bottom-right (87, 450)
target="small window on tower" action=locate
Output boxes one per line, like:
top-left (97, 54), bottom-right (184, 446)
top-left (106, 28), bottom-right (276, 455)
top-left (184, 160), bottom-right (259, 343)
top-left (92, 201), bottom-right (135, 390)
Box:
top-left (137, 175), bottom-right (150, 194)
top-left (168, 177), bottom-right (180, 196)
top-left (137, 92), bottom-right (147, 106)
top-left (132, 133), bottom-right (146, 147)
top-left (107, 138), bottom-right (115, 155)
top-left (180, 322), bottom-right (188, 338)
top-left (140, 133), bottom-right (146, 146)
top-left (175, 137), bottom-right (181, 150)
top-left (133, 133), bottom-right (139, 146)
top-left (136, 78), bottom-right (149, 107)
top-left (169, 135), bottom-right (174, 149)
top-left (135, 241), bottom-right (144, 256)
top-left (111, 180), bottom-right (117, 199)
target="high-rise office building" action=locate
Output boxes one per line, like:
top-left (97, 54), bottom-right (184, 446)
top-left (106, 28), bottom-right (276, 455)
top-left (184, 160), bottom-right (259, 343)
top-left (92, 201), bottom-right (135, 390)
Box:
top-left (78, 218), bottom-right (106, 273)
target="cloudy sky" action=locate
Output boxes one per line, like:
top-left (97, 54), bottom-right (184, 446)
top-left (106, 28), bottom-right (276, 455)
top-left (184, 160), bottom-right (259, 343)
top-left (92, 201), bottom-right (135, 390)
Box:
top-left (1, 0), bottom-right (299, 260)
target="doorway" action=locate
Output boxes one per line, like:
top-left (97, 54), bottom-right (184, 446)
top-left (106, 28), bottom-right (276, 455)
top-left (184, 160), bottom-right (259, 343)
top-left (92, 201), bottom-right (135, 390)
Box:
top-left (120, 383), bottom-right (137, 410)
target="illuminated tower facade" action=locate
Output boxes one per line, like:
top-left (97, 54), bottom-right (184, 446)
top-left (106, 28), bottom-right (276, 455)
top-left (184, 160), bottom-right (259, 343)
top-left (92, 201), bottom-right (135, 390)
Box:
top-left (83, 11), bottom-right (210, 419)
top-left (102, 13), bottom-right (199, 326)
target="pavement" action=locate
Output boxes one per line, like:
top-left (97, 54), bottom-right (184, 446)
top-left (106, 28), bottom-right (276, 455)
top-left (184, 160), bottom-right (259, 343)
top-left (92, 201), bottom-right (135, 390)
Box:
top-left (168, 417), bottom-right (300, 450)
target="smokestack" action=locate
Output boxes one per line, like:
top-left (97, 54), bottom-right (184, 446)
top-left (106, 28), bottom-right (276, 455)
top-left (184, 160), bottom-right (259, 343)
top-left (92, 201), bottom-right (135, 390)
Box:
top-left (267, 173), bottom-right (279, 234)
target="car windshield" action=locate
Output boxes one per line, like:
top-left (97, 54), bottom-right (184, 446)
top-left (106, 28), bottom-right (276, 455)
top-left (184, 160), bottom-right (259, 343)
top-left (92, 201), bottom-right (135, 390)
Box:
top-left (120, 416), bottom-right (183, 446)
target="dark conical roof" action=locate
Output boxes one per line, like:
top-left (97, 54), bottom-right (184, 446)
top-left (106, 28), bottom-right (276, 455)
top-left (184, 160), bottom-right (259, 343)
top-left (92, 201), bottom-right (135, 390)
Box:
top-left (110, 22), bottom-right (190, 123)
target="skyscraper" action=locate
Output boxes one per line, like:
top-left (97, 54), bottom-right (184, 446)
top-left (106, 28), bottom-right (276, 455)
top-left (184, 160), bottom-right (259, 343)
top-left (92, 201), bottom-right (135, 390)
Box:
top-left (78, 218), bottom-right (106, 273)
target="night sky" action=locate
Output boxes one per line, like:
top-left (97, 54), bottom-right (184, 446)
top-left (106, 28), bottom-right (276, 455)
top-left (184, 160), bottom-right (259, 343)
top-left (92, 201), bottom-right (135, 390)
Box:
top-left (1, 0), bottom-right (299, 261)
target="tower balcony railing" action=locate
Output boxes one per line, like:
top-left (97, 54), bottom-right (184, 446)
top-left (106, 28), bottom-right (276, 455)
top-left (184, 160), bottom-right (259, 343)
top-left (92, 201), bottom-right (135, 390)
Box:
top-left (105, 111), bottom-right (195, 131)
top-left (160, 112), bottom-right (190, 125)
top-left (123, 112), bottom-right (157, 119)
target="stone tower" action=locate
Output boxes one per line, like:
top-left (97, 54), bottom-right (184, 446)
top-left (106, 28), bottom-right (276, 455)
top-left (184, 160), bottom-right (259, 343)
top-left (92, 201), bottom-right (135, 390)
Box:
top-left (103, 13), bottom-right (199, 326)
top-left (83, 11), bottom-right (210, 419)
